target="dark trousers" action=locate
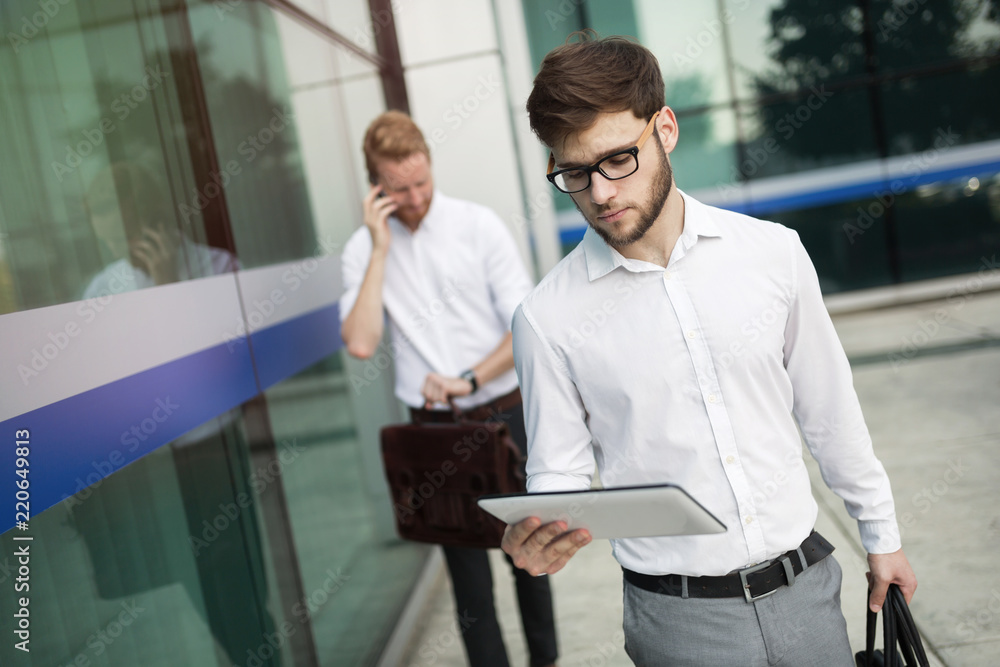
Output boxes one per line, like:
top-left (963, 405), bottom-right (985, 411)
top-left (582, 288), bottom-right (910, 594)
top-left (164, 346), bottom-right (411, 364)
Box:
top-left (442, 401), bottom-right (558, 667)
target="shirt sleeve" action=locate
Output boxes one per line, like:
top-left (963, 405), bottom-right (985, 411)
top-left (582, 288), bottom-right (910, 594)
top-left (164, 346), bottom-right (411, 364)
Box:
top-left (513, 304), bottom-right (595, 492)
top-left (481, 211), bottom-right (534, 331)
top-left (338, 231), bottom-right (372, 325)
top-left (782, 230), bottom-right (901, 554)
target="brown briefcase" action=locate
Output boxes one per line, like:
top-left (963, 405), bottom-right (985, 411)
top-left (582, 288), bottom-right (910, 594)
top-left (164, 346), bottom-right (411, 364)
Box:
top-left (380, 409), bottom-right (525, 548)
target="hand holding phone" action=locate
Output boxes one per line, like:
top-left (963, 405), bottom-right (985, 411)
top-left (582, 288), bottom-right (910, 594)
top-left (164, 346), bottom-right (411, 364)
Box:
top-left (364, 180), bottom-right (396, 254)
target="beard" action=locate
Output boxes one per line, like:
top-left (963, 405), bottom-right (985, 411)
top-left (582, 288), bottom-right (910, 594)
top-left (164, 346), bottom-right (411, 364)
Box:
top-left (580, 145), bottom-right (673, 250)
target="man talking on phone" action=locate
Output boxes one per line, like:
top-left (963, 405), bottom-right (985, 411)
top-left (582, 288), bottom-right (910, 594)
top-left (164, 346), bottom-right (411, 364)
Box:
top-left (339, 111), bottom-right (559, 667)
top-left (502, 34), bottom-right (916, 665)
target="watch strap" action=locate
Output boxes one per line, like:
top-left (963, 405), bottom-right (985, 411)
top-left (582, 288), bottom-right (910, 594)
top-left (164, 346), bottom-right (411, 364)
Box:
top-left (460, 369), bottom-right (478, 393)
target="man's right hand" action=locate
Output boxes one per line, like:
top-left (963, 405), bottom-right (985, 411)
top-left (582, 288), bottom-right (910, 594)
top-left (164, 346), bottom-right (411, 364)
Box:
top-left (364, 183), bottom-right (397, 254)
top-left (501, 517), bottom-right (591, 576)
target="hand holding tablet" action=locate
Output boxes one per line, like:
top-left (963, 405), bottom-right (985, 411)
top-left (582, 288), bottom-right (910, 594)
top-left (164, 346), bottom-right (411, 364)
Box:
top-left (491, 484), bottom-right (726, 577)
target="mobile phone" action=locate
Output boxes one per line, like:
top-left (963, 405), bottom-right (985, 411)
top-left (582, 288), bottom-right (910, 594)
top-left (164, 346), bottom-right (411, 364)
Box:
top-left (369, 174), bottom-right (386, 199)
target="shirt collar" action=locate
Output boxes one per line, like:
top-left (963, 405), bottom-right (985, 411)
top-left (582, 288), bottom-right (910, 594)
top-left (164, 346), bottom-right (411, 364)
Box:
top-left (583, 189), bottom-right (722, 281)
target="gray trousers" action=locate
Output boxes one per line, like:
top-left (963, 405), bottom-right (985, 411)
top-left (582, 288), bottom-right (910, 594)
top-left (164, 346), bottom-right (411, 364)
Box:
top-left (623, 554), bottom-right (854, 666)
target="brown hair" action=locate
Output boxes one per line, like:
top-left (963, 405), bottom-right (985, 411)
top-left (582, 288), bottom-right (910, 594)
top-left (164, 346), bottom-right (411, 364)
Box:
top-left (362, 110), bottom-right (430, 183)
top-left (526, 32), bottom-right (665, 149)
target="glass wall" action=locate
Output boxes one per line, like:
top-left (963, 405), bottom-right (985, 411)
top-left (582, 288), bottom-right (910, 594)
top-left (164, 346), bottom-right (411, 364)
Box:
top-left (0, 0), bottom-right (427, 664)
top-left (520, 0), bottom-right (1000, 291)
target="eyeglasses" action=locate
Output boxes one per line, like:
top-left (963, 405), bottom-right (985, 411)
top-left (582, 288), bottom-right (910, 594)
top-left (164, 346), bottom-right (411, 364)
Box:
top-left (546, 112), bottom-right (660, 194)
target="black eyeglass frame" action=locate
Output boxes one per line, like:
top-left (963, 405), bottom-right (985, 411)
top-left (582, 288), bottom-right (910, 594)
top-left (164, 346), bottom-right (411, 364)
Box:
top-left (545, 111), bottom-right (660, 194)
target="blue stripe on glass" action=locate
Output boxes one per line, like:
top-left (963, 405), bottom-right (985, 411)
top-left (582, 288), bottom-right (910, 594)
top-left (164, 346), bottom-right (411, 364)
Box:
top-left (1, 302), bottom-right (345, 534)
top-left (249, 303), bottom-right (342, 390)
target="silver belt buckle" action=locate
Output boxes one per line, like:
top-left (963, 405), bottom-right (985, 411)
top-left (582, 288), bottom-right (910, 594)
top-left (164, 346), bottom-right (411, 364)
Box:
top-left (739, 556), bottom-right (795, 603)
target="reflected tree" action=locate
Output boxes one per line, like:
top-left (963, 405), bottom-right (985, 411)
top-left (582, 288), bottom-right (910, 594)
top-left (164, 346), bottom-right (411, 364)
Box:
top-left (745, 0), bottom-right (1000, 172)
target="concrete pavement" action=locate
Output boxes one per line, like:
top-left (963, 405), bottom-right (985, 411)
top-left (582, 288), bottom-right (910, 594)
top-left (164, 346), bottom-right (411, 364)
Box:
top-left (403, 287), bottom-right (1000, 667)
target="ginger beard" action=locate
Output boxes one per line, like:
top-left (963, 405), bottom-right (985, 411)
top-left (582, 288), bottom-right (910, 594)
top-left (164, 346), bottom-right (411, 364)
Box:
top-left (575, 136), bottom-right (673, 250)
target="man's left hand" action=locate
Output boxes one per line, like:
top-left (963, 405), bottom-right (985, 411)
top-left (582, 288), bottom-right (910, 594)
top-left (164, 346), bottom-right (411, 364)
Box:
top-left (421, 372), bottom-right (474, 408)
top-left (867, 548), bottom-right (917, 613)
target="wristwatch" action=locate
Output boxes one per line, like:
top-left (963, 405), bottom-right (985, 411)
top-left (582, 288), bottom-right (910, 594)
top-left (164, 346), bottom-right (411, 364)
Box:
top-left (459, 369), bottom-right (479, 393)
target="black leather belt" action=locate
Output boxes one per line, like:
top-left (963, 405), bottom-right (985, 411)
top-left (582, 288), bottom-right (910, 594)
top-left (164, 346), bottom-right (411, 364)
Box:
top-left (622, 531), bottom-right (835, 603)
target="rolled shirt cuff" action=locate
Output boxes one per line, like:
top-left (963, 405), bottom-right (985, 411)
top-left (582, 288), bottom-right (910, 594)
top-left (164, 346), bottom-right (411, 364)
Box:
top-left (859, 519), bottom-right (902, 554)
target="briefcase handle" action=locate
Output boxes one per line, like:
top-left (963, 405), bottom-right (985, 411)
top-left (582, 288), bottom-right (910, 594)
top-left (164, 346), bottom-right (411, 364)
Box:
top-left (857, 584), bottom-right (928, 667)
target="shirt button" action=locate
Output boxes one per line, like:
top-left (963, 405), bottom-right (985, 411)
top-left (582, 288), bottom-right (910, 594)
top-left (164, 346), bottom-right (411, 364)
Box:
top-left (726, 455), bottom-right (735, 464)
top-left (687, 331), bottom-right (696, 340)
top-left (745, 516), bottom-right (754, 525)
top-left (663, 271), bottom-right (672, 281)
top-left (707, 394), bottom-right (717, 403)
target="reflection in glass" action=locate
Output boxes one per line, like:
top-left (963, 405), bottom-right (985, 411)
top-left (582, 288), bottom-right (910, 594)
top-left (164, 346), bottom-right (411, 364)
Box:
top-left (894, 172), bottom-right (1000, 282)
top-left (872, 0), bottom-right (1000, 72)
top-left (880, 64), bottom-right (1000, 155)
top-left (728, 0), bottom-right (867, 100)
top-left (84, 162), bottom-right (237, 299)
top-left (673, 107), bottom-right (739, 192)
top-left (636, 0), bottom-right (730, 110)
top-left (737, 89), bottom-right (878, 180)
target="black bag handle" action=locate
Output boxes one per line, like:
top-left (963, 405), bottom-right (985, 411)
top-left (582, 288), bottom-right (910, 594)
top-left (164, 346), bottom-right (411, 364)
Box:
top-left (857, 584), bottom-right (928, 667)
top-left (890, 585), bottom-right (929, 666)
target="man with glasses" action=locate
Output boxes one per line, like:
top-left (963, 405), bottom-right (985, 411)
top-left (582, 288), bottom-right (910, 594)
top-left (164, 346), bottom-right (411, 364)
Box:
top-left (501, 34), bottom-right (917, 664)
top-left (339, 110), bottom-right (559, 667)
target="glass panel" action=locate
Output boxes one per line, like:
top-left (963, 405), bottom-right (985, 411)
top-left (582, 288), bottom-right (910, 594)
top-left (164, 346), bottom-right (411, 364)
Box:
top-left (880, 64), bottom-right (1000, 156)
top-left (672, 107), bottom-right (739, 192)
top-left (761, 198), bottom-right (895, 293)
top-left (895, 172), bottom-right (1000, 282)
top-left (0, 0), bottom-right (232, 315)
top-left (520, 0), bottom-right (587, 72)
top-left (726, 0), bottom-right (867, 101)
top-left (871, 0), bottom-right (1000, 73)
top-left (737, 88), bottom-right (878, 179)
top-left (262, 354), bottom-right (429, 666)
top-left (187, 0), bottom-right (316, 269)
top-left (636, 0), bottom-right (731, 110)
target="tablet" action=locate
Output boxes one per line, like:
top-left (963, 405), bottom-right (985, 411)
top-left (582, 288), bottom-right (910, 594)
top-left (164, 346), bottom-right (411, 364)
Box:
top-left (477, 484), bottom-right (726, 540)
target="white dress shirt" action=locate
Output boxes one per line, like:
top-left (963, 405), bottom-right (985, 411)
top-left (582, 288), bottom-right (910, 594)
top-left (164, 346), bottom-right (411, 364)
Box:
top-left (512, 190), bottom-right (900, 577)
top-left (341, 190), bottom-right (533, 409)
